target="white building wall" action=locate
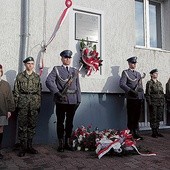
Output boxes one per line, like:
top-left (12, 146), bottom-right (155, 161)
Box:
top-left (0, 0), bottom-right (20, 87)
top-left (0, 0), bottom-right (170, 92)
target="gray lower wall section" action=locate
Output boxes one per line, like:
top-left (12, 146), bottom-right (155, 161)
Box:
top-left (2, 92), bottom-right (127, 147)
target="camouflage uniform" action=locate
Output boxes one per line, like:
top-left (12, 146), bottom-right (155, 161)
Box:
top-left (145, 79), bottom-right (164, 129)
top-left (13, 70), bottom-right (41, 144)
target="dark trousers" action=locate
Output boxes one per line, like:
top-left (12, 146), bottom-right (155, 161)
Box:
top-left (127, 99), bottom-right (142, 130)
top-left (167, 102), bottom-right (170, 125)
top-left (56, 104), bottom-right (78, 139)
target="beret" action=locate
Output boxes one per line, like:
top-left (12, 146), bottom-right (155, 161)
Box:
top-left (150, 69), bottom-right (158, 74)
top-left (23, 57), bottom-right (34, 63)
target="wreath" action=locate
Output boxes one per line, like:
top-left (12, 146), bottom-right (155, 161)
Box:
top-left (79, 39), bottom-right (103, 76)
top-left (71, 126), bottom-right (156, 159)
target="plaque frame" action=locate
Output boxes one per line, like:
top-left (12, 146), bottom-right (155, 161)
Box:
top-left (75, 12), bottom-right (100, 43)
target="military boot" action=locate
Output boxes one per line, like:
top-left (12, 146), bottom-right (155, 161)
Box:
top-left (133, 129), bottom-right (143, 140)
top-left (151, 128), bottom-right (157, 138)
top-left (65, 138), bottom-right (74, 151)
top-left (0, 147), bottom-right (3, 159)
top-left (18, 141), bottom-right (27, 157)
top-left (57, 139), bottom-right (64, 152)
top-left (156, 128), bottom-right (164, 137)
top-left (27, 139), bottom-right (38, 154)
top-left (0, 133), bottom-right (3, 159)
top-left (0, 152), bottom-right (3, 159)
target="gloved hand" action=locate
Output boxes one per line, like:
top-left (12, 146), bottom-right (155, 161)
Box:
top-left (55, 92), bottom-right (63, 98)
top-left (54, 92), bottom-right (67, 102)
top-left (128, 89), bottom-right (138, 98)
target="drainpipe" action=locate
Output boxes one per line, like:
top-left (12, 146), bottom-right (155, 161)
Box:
top-left (19, 0), bottom-right (30, 71)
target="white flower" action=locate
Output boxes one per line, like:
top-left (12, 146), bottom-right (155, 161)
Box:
top-left (77, 146), bottom-right (81, 151)
top-left (78, 135), bottom-right (83, 143)
top-left (85, 148), bottom-right (89, 151)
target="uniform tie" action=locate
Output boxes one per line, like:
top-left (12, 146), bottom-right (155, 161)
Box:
top-left (66, 66), bottom-right (69, 72)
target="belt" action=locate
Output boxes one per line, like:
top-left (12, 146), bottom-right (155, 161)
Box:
top-left (21, 92), bottom-right (37, 95)
top-left (66, 89), bottom-right (77, 94)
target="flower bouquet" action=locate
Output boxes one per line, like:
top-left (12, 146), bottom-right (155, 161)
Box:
top-left (79, 39), bottom-right (103, 76)
top-left (71, 126), bottom-right (156, 159)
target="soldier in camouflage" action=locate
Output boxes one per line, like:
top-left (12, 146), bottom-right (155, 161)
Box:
top-left (145, 69), bottom-right (164, 138)
top-left (13, 57), bottom-right (41, 157)
top-left (165, 78), bottom-right (170, 125)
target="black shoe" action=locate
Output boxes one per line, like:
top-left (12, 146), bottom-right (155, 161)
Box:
top-left (18, 142), bottom-right (26, 157)
top-left (13, 143), bottom-right (21, 151)
top-left (151, 128), bottom-right (158, 138)
top-left (27, 147), bottom-right (38, 154)
top-left (156, 129), bottom-right (164, 137)
top-left (57, 139), bottom-right (64, 152)
top-left (64, 137), bottom-right (74, 151)
top-left (133, 129), bottom-right (143, 140)
top-left (0, 153), bottom-right (3, 159)
top-left (57, 146), bottom-right (64, 152)
top-left (133, 134), bottom-right (143, 140)
top-left (18, 150), bottom-right (26, 157)
top-left (157, 133), bottom-right (164, 137)
top-left (27, 139), bottom-right (38, 154)
top-left (64, 144), bottom-right (74, 151)
top-left (151, 133), bottom-right (157, 138)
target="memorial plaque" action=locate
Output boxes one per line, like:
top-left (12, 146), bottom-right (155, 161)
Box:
top-left (75, 12), bottom-right (99, 42)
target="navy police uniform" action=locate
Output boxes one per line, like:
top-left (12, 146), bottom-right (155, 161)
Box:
top-left (119, 57), bottom-right (144, 140)
top-left (46, 50), bottom-right (81, 152)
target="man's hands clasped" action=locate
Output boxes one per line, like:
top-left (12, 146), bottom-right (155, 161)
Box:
top-left (128, 89), bottom-right (138, 98)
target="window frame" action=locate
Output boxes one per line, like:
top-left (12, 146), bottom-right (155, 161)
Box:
top-left (135, 0), bottom-right (163, 50)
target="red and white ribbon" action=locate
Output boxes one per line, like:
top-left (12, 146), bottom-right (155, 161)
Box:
top-left (81, 47), bottom-right (102, 76)
top-left (39, 0), bottom-right (72, 76)
top-left (96, 129), bottom-right (156, 159)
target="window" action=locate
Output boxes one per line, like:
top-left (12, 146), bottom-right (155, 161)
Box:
top-left (135, 0), bottom-right (162, 48)
top-left (135, 0), bottom-right (145, 46)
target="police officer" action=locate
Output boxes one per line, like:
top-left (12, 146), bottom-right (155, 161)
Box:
top-left (46, 50), bottom-right (81, 152)
top-left (13, 57), bottom-right (41, 157)
top-left (119, 56), bottom-right (144, 140)
top-left (166, 78), bottom-right (170, 125)
top-left (146, 69), bottom-right (164, 138)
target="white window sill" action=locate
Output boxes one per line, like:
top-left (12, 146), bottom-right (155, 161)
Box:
top-left (135, 45), bottom-right (170, 53)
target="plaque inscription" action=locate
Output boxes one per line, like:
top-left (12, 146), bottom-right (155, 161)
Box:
top-left (75, 12), bottom-right (99, 42)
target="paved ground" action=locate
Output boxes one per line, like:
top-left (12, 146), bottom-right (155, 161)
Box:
top-left (0, 129), bottom-right (170, 170)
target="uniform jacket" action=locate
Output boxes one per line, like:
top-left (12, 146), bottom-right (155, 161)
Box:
top-left (13, 71), bottom-right (41, 109)
top-left (119, 69), bottom-right (144, 99)
top-left (166, 78), bottom-right (170, 102)
top-left (0, 80), bottom-right (15, 116)
top-left (145, 79), bottom-right (164, 106)
top-left (46, 65), bottom-right (81, 104)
